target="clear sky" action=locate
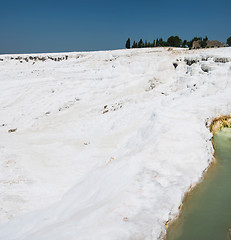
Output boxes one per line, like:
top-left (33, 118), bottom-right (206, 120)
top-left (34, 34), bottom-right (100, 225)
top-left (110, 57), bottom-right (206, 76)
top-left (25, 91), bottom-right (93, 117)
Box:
top-left (1, 0), bottom-right (231, 54)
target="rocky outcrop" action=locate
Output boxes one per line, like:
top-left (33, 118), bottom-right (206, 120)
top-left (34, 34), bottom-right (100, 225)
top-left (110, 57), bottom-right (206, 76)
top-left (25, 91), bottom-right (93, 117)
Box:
top-left (209, 115), bottom-right (231, 134)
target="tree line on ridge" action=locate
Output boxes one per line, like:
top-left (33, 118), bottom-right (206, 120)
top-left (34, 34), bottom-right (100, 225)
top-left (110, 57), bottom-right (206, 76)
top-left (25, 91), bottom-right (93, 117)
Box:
top-left (125, 36), bottom-right (231, 49)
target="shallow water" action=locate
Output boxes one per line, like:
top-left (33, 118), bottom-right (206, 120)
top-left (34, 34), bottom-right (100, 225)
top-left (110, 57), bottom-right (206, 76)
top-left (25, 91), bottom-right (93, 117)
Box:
top-left (166, 128), bottom-right (231, 240)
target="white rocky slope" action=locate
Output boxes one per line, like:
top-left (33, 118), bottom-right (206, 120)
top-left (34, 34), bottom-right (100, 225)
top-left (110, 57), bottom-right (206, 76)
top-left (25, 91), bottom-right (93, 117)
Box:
top-left (0, 47), bottom-right (230, 240)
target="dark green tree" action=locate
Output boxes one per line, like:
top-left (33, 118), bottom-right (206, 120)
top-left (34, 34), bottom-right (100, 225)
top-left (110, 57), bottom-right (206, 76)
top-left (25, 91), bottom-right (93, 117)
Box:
top-left (227, 36), bottom-right (231, 46)
top-left (126, 38), bottom-right (131, 49)
top-left (200, 36), bottom-right (208, 48)
top-left (167, 36), bottom-right (182, 47)
top-left (187, 41), bottom-right (192, 48)
top-left (156, 38), bottom-right (159, 47)
top-left (159, 38), bottom-right (167, 47)
top-left (144, 40), bottom-right (148, 48)
top-left (138, 39), bottom-right (144, 48)
top-left (132, 41), bottom-right (137, 48)
top-left (152, 40), bottom-right (155, 47)
top-left (182, 40), bottom-right (187, 48)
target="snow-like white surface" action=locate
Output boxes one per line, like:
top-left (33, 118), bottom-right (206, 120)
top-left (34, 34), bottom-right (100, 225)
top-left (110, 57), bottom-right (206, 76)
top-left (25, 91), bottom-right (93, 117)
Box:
top-left (0, 47), bottom-right (230, 239)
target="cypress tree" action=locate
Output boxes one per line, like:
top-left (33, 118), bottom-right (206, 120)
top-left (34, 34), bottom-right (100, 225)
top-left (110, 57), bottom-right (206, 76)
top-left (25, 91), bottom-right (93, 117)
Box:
top-left (138, 39), bottom-right (143, 48)
top-left (153, 40), bottom-right (155, 47)
top-left (158, 38), bottom-right (165, 47)
top-left (201, 36), bottom-right (208, 48)
top-left (144, 40), bottom-right (148, 48)
top-left (227, 36), bottom-right (231, 46)
top-left (156, 38), bottom-right (159, 47)
top-left (126, 38), bottom-right (131, 49)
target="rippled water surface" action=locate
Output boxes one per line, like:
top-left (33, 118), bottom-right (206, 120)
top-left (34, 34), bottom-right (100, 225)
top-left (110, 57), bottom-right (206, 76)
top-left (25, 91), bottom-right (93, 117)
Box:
top-left (166, 128), bottom-right (231, 240)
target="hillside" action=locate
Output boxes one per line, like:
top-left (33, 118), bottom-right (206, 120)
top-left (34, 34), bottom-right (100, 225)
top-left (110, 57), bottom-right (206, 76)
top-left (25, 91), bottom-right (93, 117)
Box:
top-left (0, 47), bottom-right (231, 240)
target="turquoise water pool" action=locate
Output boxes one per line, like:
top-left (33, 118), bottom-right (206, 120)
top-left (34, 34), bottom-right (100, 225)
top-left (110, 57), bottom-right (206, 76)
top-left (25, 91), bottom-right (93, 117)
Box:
top-left (166, 128), bottom-right (231, 240)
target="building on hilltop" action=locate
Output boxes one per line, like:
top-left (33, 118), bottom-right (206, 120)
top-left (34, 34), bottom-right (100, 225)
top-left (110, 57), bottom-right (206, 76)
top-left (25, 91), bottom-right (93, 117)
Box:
top-left (192, 40), bottom-right (201, 49)
top-left (192, 40), bottom-right (225, 49)
top-left (206, 40), bottom-right (225, 48)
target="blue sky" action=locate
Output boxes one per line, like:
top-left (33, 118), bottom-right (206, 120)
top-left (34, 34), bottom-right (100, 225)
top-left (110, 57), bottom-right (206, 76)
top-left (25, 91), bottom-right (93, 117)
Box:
top-left (0, 0), bottom-right (230, 54)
